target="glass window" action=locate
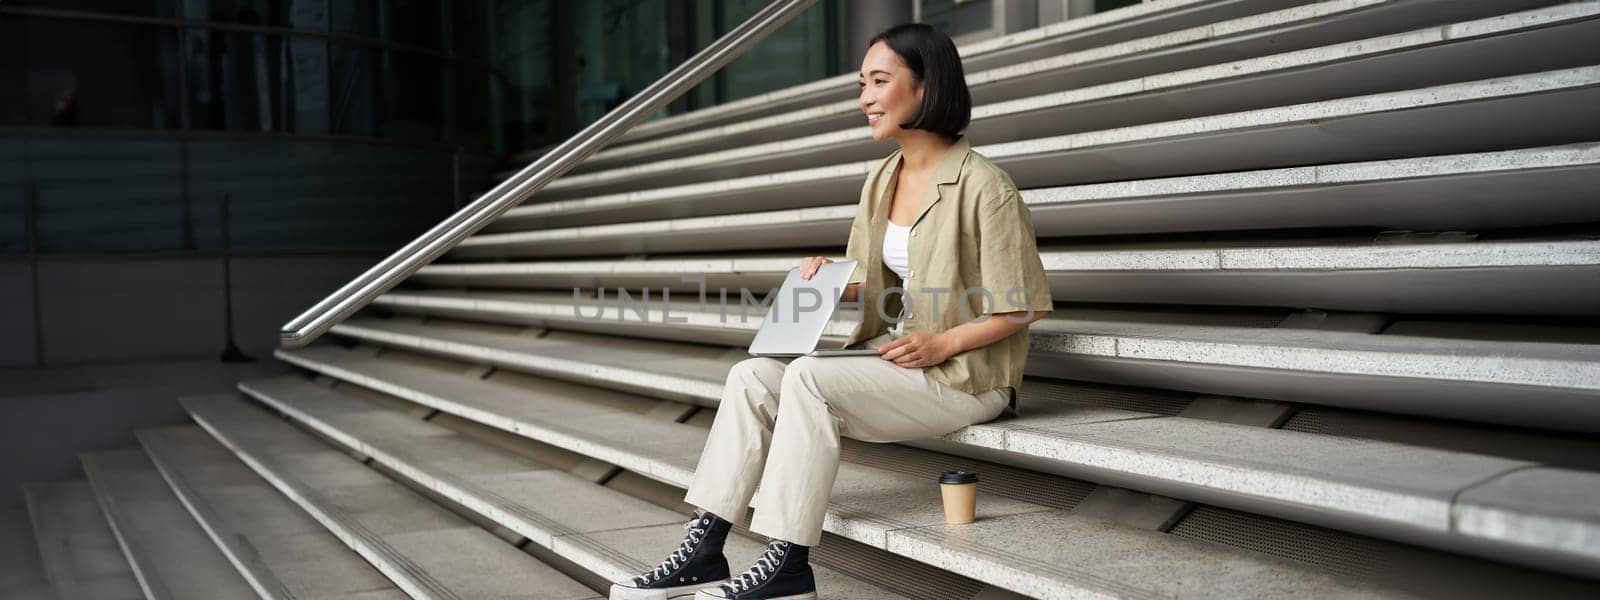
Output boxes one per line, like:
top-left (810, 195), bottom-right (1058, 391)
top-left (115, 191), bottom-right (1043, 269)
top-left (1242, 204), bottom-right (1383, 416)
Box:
top-left (384, 0), bottom-right (445, 48)
top-left (29, 139), bottom-right (184, 252)
top-left (285, 0), bottom-right (328, 29)
top-left (456, 151), bottom-right (499, 206)
top-left (183, 0), bottom-right (289, 27)
top-left (12, 0), bottom-right (176, 18)
top-left (0, 140), bottom-right (23, 253)
top-left (0, 17), bottom-right (27, 125)
top-left (572, 0), bottom-right (669, 126)
top-left (331, 0), bottom-right (379, 37)
top-left (382, 51), bottom-right (446, 144)
top-left (185, 28), bottom-right (286, 132)
top-left (717, 0), bottom-right (830, 104)
top-left (452, 0), bottom-right (492, 59)
top-left (286, 36), bottom-right (331, 133)
top-left (920, 0), bottom-right (993, 40)
top-left (226, 140), bottom-right (451, 251)
top-left (687, 0), bottom-right (718, 111)
top-left (494, 0), bottom-right (553, 151)
top-left (186, 140), bottom-right (283, 251)
top-left (331, 43), bottom-right (382, 137)
top-left (187, 139), bottom-right (460, 252)
top-left (454, 65), bottom-right (498, 153)
top-left (24, 17), bottom-right (181, 129)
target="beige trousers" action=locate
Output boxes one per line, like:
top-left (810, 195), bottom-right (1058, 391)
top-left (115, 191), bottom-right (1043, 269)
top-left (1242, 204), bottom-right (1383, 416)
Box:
top-left (683, 332), bottom-right (1012, 546)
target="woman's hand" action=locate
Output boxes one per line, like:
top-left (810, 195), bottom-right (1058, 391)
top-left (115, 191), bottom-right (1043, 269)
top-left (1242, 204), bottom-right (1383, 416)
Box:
top-left (880, 311), bottom-right (1048, 368)
top-left (800, 255), bottom-right (864, 301)
top-left (799, 256), bottom-right (832, 280)
top-left (878, 332), bottom-right (958, 368)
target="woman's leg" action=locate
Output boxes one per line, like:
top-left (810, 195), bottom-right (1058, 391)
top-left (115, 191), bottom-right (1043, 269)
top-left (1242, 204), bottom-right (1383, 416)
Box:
top-left (683, 356), bottom-right (790, 524)
top-left (615, 357), bottom-right (793, 599)
top-left (746, 353), bottom-right (1010, 547)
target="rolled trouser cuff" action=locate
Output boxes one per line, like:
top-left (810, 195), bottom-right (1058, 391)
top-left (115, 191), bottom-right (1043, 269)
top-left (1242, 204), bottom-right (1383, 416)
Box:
top-left (747, 511), bottom-right (823, 547)
top-left (683, 487), bottom-right (752, 526)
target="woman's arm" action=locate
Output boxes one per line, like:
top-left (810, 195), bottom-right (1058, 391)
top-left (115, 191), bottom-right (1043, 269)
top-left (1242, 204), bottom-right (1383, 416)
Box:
top-left (936, 309), bottom-right (1049, 354)
top-left (878, 309), bottom-right (1050, 368)
top-left (841, 281), bottom-right (864, 303)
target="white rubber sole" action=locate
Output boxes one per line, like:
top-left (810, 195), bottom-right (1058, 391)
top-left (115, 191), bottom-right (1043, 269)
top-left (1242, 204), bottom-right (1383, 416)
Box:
top-left (609, 579), bottom-right (728, 600)
top-left (693, 591), bottom-right (816, 600)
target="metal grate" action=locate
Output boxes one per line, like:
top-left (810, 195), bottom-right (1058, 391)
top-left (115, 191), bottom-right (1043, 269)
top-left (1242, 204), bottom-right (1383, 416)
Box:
top-left (1280, 408), bottom-right (1329, 434)
top-left (1168, 506), bottom-right (1384, 581)
top-left (806, 528), bottom-right (987, 600)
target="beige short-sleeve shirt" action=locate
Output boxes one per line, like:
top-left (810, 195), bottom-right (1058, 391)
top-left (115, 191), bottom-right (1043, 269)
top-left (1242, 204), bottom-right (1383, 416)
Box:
top-left (837, 135), bottom-right (1054, 397)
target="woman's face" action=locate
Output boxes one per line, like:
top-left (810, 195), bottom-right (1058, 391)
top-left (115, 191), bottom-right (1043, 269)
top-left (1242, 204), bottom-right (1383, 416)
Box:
top-left (859, 41), bottom-right (923, 142)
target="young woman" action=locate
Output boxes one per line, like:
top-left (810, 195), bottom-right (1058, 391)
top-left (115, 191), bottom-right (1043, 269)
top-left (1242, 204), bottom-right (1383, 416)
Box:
top-left (612, 23), bottom-right (1053, 600)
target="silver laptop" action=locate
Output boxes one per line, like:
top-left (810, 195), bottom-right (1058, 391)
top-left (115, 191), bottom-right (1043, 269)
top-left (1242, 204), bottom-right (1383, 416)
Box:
top-left (748, 260), bottom-right (883, 358)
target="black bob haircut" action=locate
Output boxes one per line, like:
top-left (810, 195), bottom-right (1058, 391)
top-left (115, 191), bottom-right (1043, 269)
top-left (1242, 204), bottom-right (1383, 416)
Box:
top-left (866, 23), bottom-right (971, 138)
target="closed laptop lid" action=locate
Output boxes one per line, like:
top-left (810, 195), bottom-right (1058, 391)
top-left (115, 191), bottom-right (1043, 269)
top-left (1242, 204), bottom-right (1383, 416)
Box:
top-left (747, 260), bottom-right (857, 356)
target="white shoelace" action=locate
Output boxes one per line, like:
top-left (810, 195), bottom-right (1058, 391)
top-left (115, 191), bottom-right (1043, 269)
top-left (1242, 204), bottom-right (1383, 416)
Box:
top-left (724, 541), bottom-right (787, 593)
top-left (639, 516), bottom-right (708, 584)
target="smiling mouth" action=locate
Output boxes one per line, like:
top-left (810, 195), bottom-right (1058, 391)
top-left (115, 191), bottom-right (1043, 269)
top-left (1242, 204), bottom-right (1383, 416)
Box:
top-left (867, 113), bottom-right (885, 124)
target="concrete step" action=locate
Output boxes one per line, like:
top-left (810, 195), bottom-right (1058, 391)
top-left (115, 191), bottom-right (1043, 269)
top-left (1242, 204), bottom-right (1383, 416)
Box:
top-left (336, 296), bottom-right (1600, 432)
top-left (240, 372), bottom-right (1405, 599)
top-left (136, 424), bottom-right (408, 600)
top-left (0, 510), bottom-right (52, 600)
top-left (496, 67), bottom-right (1600, 229)
top-left (1022, 315), bottom-right (1600, 432)
top-left (543, 1), bottom-right (1593, 190)
top-left (484, 141), bottom-right (1600, 244)
top-left (230, 376), bottom-right (921, 600)
top-left (275, 341), bottom-right (1600, 577)
top-left (584, 0), bottom-right (1316, 149)
top-left (178, 394), bottom-right (605, 600)
top-left (500, 145), bottom-right (1600, 247)
top-left (492, 141), bottom-right (1600, 237)
top-left (425, 237), bottom-right (1600, 316)
top-left (569, 3), bottom-right (1596, 175)
top-left (22, 480), bottom-right (142, 600)
top-left (79, 449), bottom-right (256, 600)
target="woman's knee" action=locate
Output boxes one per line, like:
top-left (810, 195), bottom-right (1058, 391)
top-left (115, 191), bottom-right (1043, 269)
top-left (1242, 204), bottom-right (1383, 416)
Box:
top-left (779, 357), bottom-right (830, 404)
top-left (725, 357), bottom-right (785, 410)
top-left (780, 356), bottom-right (820, 379)
top-left (729, 357), bottom-right (785, 386)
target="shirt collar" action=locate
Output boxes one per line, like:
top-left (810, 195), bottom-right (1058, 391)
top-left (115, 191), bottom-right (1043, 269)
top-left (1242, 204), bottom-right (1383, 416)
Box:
top-left (931, 135), bottom-right (971, 186)
top-left (875, 135), bottom-right (972, 211)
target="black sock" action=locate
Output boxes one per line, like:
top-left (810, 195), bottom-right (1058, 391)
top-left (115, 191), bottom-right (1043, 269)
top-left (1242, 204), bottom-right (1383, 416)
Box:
top-left (692, 510), bottom-right (733, 553)
top-left (775, 539), bottom-right (809, 562)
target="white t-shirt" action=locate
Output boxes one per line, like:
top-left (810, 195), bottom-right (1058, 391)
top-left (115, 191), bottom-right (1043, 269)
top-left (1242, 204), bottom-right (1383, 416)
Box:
top-left (883, 220), bottom-right (911, 335)
top-left (883, 220), bottom-right (911, 281)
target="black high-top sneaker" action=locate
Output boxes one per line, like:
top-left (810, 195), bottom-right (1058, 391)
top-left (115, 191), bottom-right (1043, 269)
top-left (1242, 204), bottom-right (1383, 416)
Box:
top-left (610, 510), bottom-right (733, 600)
top-left (694, 539), bottom-right (815, 600)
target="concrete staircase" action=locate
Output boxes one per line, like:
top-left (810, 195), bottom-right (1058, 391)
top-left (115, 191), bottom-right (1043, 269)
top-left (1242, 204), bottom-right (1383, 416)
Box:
top-left (4, 1), bottom-right (1598, 598)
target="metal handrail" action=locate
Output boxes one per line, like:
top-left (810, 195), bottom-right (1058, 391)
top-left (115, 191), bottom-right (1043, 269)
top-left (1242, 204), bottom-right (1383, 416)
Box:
top-left (280, 0), bottom-right (819, 347)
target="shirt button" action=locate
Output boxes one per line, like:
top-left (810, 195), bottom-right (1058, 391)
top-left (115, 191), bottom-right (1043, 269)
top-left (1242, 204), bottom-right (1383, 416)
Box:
top-left (911, 230), bottom-right (918, 237)
top-left (909, 269), bottom-right (914, 278)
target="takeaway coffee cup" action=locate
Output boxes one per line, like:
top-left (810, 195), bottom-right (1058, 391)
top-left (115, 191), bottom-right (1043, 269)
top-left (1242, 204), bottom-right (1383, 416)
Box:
top-left (938, 470), bottom-right (979, 524)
